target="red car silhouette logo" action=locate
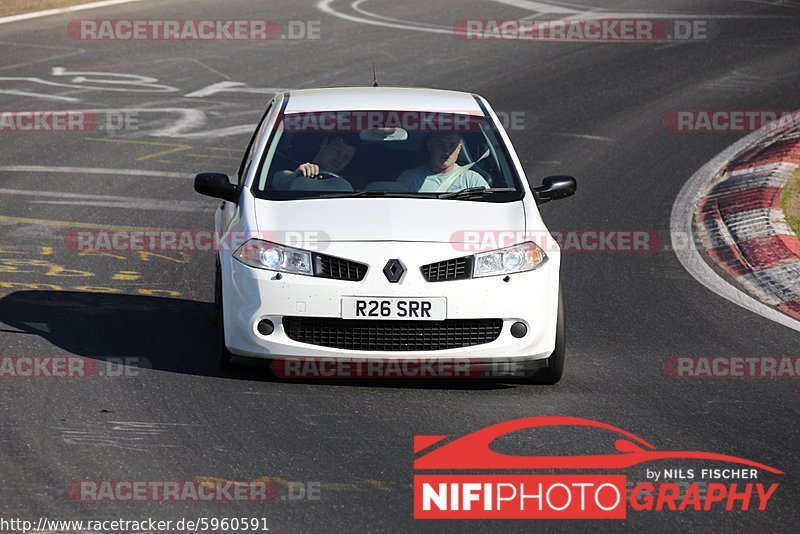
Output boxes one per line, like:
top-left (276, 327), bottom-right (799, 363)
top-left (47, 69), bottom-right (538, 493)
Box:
top-left (414, 416), bottom-right (782, 473)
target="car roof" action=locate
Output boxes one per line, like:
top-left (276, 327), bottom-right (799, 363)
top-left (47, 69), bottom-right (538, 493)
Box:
top-left (282, 87), bottom-right (485, 115)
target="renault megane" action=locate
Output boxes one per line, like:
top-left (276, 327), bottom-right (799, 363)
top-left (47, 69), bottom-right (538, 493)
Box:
top-left (194, 87), bottom-right (576, 384)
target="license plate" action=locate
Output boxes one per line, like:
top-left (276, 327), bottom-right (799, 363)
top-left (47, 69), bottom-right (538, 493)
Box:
top-left (341, 297), bottom-right (446, 320)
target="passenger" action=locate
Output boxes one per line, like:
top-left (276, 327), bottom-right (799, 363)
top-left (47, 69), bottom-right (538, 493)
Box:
top-left (397, 132), bottom-right (489, 192)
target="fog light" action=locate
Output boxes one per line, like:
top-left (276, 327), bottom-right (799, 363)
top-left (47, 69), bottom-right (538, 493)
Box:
top-left (510, 321), bottom-right (527, 338)
top-left (257, 319), bottom-right (274, 336)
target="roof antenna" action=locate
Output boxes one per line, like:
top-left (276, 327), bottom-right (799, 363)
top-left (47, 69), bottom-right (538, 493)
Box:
top-left (372, 62), bottom-right (379, 87)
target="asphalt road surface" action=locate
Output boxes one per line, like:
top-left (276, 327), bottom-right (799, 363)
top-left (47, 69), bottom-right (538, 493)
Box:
top-left (0, 0), bottom-right (799, 532)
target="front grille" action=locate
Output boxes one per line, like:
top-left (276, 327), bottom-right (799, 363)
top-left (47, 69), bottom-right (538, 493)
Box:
top-left (313, 254), bottom-right (367, 281)
top-left (421, 256), bottom-right (473, 282)
top-left (282, 317), bottom-right (502, 351)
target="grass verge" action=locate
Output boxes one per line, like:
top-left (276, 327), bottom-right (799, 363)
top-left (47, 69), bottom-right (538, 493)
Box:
top-left (781, 166), bottom-right (800, 238)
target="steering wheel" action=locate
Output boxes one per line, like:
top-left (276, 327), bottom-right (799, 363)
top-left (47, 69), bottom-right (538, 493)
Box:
top-left (314, 171), bottom-right (344, 181)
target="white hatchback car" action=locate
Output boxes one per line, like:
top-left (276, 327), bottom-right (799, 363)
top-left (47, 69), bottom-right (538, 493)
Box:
top-left (195, 87), bottom-right (575, 383)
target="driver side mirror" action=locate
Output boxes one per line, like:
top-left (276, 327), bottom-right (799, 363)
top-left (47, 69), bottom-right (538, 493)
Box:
top-left (194, 172), bottom-right (241, 203)
top-left (534, 175), bottom-right (577, 205)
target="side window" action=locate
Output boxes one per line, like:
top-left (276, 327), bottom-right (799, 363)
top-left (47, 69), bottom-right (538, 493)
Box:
top-left (237, 101), bottom-right (274, 185)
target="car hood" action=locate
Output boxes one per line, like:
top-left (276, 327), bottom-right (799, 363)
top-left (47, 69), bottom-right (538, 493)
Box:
top-left (253, 197), bottom-right (525, 244)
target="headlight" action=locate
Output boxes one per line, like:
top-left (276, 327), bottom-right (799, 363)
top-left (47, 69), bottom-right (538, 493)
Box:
top-left (472, 241), bottom-right (547, 278)
top-left (234, 239), bottom-right (313, 276)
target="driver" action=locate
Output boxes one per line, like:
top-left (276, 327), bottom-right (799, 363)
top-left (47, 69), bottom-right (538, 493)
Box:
top-left (397, 132), bottom-right (489, 192)
top-left (273, 134), bottom-right (358, 190)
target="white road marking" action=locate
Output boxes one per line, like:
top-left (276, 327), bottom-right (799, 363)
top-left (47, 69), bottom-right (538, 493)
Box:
top-left (184, 81), bottom-right (282, 98)
top-left (0, 89), bottom-right (79, 102)
top-left (0, 76), bottom-right (88, 90)
top-left (0, 165), bottom-right (193, 178)
top-left (0, 187), bottom-right (204, 204)
top-left (491, 0), bottom-right (776, 18)
top-left (31, 200), bottom-right (212, 212)
top-left (317, 0), bottom-right (774, 38)
top-left (91, 107), bottom-right (208, 137)
top-left (56, 420), bottom-right (195, 451)
top-left (486, 0), bottom-right (577, 14)
top-left (109, 421), bottom-right (199, 431)
top-left (350, 0), bottom-right (450, 29)
top-left (8, 105), bottom-right (247, 139)
top-left (0, 39), bottom-right (81, 50)
top-left (176, 124), bottom-right (254, 139)
top-left (528, 131), bottom-right (614, 141)
top-left (670, 123), bottom-right (800, 333)
top-left (0, 183), bottom-right (211, 211)
top-left (0, 70), bottom-right (178, 100)
top-left (0, 0), bottom-right (145, 25)
top-left (51, 66), bottom-right (179, 93)
top-left (0, 42), bottom-right (85, 73)
top-left (316, 0), bottom-right (453, 35)
top-left (178, 58), bottom-right (233, 81)
top-left (547, 132), bottom-right (615, 141)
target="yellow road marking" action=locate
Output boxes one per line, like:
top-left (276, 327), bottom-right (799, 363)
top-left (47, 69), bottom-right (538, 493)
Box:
top-left (136, 146), bottom-right (194, 161)
top-left (137, 288), bottom-right (181, 297)
top-left (0, 214), bottom-right (162, 231)
top-left (79, 250), bottom-right (127, 261)
top-left (72, 285), bottom-right (123, 294)
top-left (85, 138), bottom-right (193, 161)
top-left (40, 246), bottom-right (53, 256)
top-left (150, 160), bottom-right (187, 165)
top-left (0, 281), bottom-right (62, 291)
top-left (45, 264), bottom-right (94, 277)
top-left (1, 258), bottom-right (93, 277)
top-left (136, 251), bottom-right (191, 264)
top-left (0, 281), bottom-right (182, 297)
top-left (112, 271), bottom-right (141, 281)
top-left (184, 154), bottom-right (240, 161)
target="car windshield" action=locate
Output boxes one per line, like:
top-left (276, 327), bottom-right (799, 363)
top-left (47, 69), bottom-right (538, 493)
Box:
top-left (252, 110), bottom-right (524, 202)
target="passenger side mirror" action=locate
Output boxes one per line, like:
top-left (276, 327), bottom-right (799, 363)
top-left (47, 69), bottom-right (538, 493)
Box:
top-left (194, 172), bottom-right (241, 203)
top-left (534, 175), bottom-right (577, 205)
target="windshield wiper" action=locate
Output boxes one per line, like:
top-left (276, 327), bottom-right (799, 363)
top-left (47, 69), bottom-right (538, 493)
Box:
top-left (437, 187), bottom-right (516, 200)
top-left (311, 190), bottom-right (428, 199)
top-left (311, 190), bottom-right (390, 199)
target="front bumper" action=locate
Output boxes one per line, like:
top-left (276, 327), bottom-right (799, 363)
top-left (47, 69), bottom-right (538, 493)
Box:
top-left (221, 241), bottom-right (560, 363)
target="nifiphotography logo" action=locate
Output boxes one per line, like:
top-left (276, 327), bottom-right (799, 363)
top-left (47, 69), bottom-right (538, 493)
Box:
top-left (413, 416), bottom-right (782, 519)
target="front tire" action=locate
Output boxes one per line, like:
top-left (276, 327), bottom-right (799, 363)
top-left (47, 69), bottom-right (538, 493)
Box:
top-left (528, 285), bottom-right (565, 385)
top-left (215, 261), bottom-right (233, 370)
